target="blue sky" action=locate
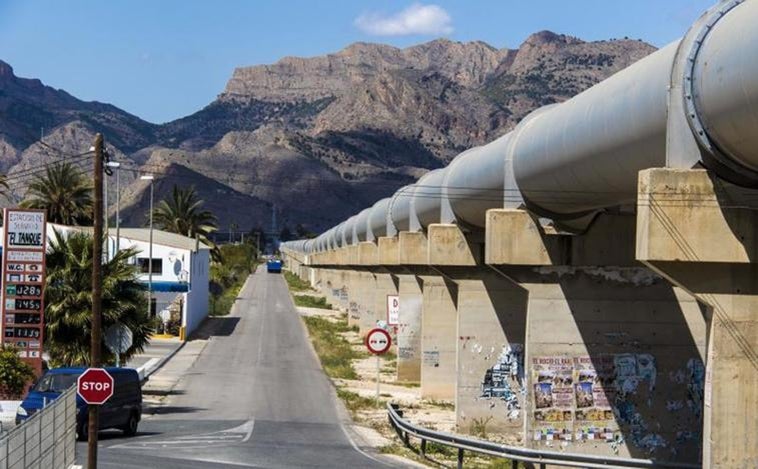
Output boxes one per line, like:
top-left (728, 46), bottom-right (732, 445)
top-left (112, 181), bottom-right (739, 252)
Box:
top-left (0, 0), bottom-right (712, 124)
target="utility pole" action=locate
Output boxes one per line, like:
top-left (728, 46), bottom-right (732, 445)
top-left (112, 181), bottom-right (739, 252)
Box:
top-left (89, 133), bottom-right (104, 469)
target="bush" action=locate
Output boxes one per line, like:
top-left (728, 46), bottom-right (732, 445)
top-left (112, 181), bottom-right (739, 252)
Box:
top-left (0, 345), bottom-right (36, 399)
top-left (283, 271), bottom-right (312, 292)
top-left (209, 243), bottom-right (259, 316)
top-left (302, 316), bottom-right (363, 379)
top-left (293, 295), bottom-right (331, 309)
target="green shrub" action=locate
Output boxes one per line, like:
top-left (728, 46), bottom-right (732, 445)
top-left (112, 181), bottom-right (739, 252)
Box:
top-left (0, 345), bottom-right (36, 399)
top-left (293, 295), bottom-right (332, 309)
top-left (283, 271), bottom-right (312, 292)
top-left (302, 315), bottom-right (363, 379)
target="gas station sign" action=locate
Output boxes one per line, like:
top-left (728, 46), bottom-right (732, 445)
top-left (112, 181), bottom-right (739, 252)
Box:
top-left (1, 209), bottom-right (47, 375)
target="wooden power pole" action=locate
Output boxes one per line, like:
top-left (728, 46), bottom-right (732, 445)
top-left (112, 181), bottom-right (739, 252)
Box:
top-left (89, 133), bottom-right (104, 469)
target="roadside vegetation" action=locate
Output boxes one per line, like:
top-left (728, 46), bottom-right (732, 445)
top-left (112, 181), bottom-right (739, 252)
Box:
top-left (301, 315), bottom-right (364, 379)
top-left (209, 242), bottom-right (259, 316)
top-left (283, 271), bottom-right (313, 291)
top-left (0, 345), bottom-right (36, 399)
top-left (293, 294), bottom-right (331, 309)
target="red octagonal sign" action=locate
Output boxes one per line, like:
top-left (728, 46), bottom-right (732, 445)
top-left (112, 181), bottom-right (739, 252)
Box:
top-left (77, 368), bottom-right (114, 405)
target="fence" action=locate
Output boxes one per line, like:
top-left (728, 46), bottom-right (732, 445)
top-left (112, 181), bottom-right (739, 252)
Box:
top-left (387, 403), bottom-right (699, 469)
top-left (0, 388), bottom-right (76, 469)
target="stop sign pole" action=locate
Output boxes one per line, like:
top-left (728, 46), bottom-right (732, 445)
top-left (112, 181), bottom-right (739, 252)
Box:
top-left (365, 328), bottom-right (392, 407)
top-left (89, 134), bottom-right (105, 469)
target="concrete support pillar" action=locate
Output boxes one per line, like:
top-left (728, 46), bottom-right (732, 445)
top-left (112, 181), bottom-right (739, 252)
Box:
top-left (482, 209), bottom-right (706, 463)
top-left (455, 270), bottom-right (528, 443)
top-left (369, 271), bottom-right (398, 332)
top-left (420, 274), bottom-right (458, 400)
top-left (345, 270), bottom-right (362, 328)
top-left (637, 168), bottom-right (758, 468)
top-left (396, 273), bottom-right (423, 382)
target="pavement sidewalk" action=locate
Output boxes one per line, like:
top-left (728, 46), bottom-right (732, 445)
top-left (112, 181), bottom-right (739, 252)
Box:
top-left (128, 336), bottom-right (184, 381)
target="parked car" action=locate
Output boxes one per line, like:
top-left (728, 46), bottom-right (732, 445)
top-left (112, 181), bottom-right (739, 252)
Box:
top-left (16, 367), bottom-right (142, 440)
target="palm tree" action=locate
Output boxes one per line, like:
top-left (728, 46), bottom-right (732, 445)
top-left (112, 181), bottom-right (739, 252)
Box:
top-left (0, 174), bottom-right (8, 199)
top-left (21, 162), bottom-right (93, 225)
top-left (152, 185), bottom-right (219, 257)
top-left (45, 229), bottom-right (153, 366)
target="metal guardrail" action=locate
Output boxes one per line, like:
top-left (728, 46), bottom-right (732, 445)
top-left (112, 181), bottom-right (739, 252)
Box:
top-left (0, 388), bottom-right (77, 469)
top-left (387, 403), bottom-right (700, 469)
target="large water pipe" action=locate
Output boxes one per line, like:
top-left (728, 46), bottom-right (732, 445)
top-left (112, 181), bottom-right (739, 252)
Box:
top-left (285, 0), bottom-right (758, 251)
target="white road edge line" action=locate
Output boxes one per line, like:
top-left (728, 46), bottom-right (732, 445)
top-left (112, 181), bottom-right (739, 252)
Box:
top-left (340, 423), bottom-right (393, 467)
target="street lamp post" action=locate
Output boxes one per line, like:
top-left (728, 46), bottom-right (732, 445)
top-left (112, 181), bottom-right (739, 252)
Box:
top-left (140, 175), bottom-right (155, 317)
top-left (105, 161), bottom-right (121, 259)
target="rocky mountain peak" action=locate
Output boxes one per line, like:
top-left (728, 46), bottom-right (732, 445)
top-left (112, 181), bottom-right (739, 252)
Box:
top-left (523, 30), bottom-right (581, 47)
top-left (0, 60), bottom-right (14, 79)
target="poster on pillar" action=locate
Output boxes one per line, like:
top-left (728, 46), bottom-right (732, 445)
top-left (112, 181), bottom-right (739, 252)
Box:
top-left (573, 356), bottom-right (617, 441)
top-left (532, 356), bottom-right (574, 442)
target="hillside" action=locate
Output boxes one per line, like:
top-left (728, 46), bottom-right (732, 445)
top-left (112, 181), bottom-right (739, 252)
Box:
top-left (0, 34), bottom-right (656, 232)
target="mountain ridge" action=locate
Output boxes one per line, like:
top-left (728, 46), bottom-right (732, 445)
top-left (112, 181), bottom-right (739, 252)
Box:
top-left (0, 33), bottom-right (656, 232)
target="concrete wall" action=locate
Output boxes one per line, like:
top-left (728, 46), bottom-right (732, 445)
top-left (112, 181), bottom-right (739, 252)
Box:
top-left (420, 275), bottom-right (458, 400)
top-left (455, 271), bottom-right (528, 444)
top-left (513, 267), bottom-right (705, 463)
top-left (396, 274), bottom-right (423, 382)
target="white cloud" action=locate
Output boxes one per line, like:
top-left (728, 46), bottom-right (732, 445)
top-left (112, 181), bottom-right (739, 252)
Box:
top-left (354, 3), bottom-right (453, 37)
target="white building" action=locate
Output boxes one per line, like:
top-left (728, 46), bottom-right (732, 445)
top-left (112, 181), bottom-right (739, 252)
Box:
top-left (1, 223), bottom-right (211, 339)
top-left (105, 228), bottom-right (210, 338)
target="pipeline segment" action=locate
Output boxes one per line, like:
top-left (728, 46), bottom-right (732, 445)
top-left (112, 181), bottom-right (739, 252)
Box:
top-left (283, 0), bottom-right (758, 254)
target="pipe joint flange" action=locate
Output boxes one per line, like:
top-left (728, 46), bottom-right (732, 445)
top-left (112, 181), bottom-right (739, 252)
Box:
top-left (682, 0), bottom-right (752, 179)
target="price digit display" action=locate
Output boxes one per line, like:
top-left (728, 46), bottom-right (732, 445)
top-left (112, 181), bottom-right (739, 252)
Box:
top-left (13, 299), bottom-right (42, 311)
top-left (4, 327), bottom-right (41, 339)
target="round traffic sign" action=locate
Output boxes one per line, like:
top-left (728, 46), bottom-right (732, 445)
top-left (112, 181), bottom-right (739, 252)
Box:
top-left (365, 328), bottom-right (392, 355)
top-left (105, 324), bottom-right (133, 354)
top-left (77, 368), bottom-right (115, 405)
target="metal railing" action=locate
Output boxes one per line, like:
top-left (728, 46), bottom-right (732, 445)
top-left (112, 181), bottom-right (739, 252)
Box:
top-left (0, 388), bottom-right (77, 469)
top-left (387, 403), bottom-right (700, 469)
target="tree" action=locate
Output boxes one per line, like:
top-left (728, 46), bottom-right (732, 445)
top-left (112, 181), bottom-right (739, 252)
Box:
top-left (279, 225), bottom-right (293, 242)
top-left (0, 174), bottom-right (8, 199)
top-left (21, 162), bottom-right (93, 225)
top-left (0, 345), bottom-right (36, 399)
top-left (295, 223), bottom-right (315, 239)
top-left (45, 229), bottom-right (152, 367)
top-left (152, 185), bottom-right (219, 258)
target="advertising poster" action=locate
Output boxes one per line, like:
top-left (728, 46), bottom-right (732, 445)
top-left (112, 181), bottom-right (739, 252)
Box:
top-left (573, 355), bottom-right (617, 441)
top-left (532, 356), bottom-right (574, 441)
top-left (1, 209), bottom-right (47, 376)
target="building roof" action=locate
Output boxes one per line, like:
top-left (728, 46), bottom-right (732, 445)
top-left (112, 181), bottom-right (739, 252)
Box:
top-left (112, 228), bottom-right (211, 251)
top-left (50, 224), bottom-right (211, 251)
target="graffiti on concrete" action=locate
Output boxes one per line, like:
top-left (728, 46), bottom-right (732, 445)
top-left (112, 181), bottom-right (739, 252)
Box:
top-left (348, 301), bottom-right (359, 321)
top-left (480, 344), bottom-right (524, 419)
top-left (685, 358), bottom-right (704, 417)
top-left (423, 350), bottom-right (440, 368)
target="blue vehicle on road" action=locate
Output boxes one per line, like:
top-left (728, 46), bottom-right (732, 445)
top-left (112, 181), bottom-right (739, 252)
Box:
top-left (267, 259), bottom-right (283, 273)
top-left (16, 367), bottom-right (142, 440)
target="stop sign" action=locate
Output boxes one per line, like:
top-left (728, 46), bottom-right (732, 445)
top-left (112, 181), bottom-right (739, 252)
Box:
top-left (77, 368), bottom-right (114, 405)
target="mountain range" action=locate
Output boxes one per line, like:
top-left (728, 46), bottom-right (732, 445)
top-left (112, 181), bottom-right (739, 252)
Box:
top-left (0, 32), bottom-right (655, 233)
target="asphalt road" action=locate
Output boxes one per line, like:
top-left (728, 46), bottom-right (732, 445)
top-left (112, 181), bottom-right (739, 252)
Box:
top-left (79, 266), bottom-right (398, 468)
